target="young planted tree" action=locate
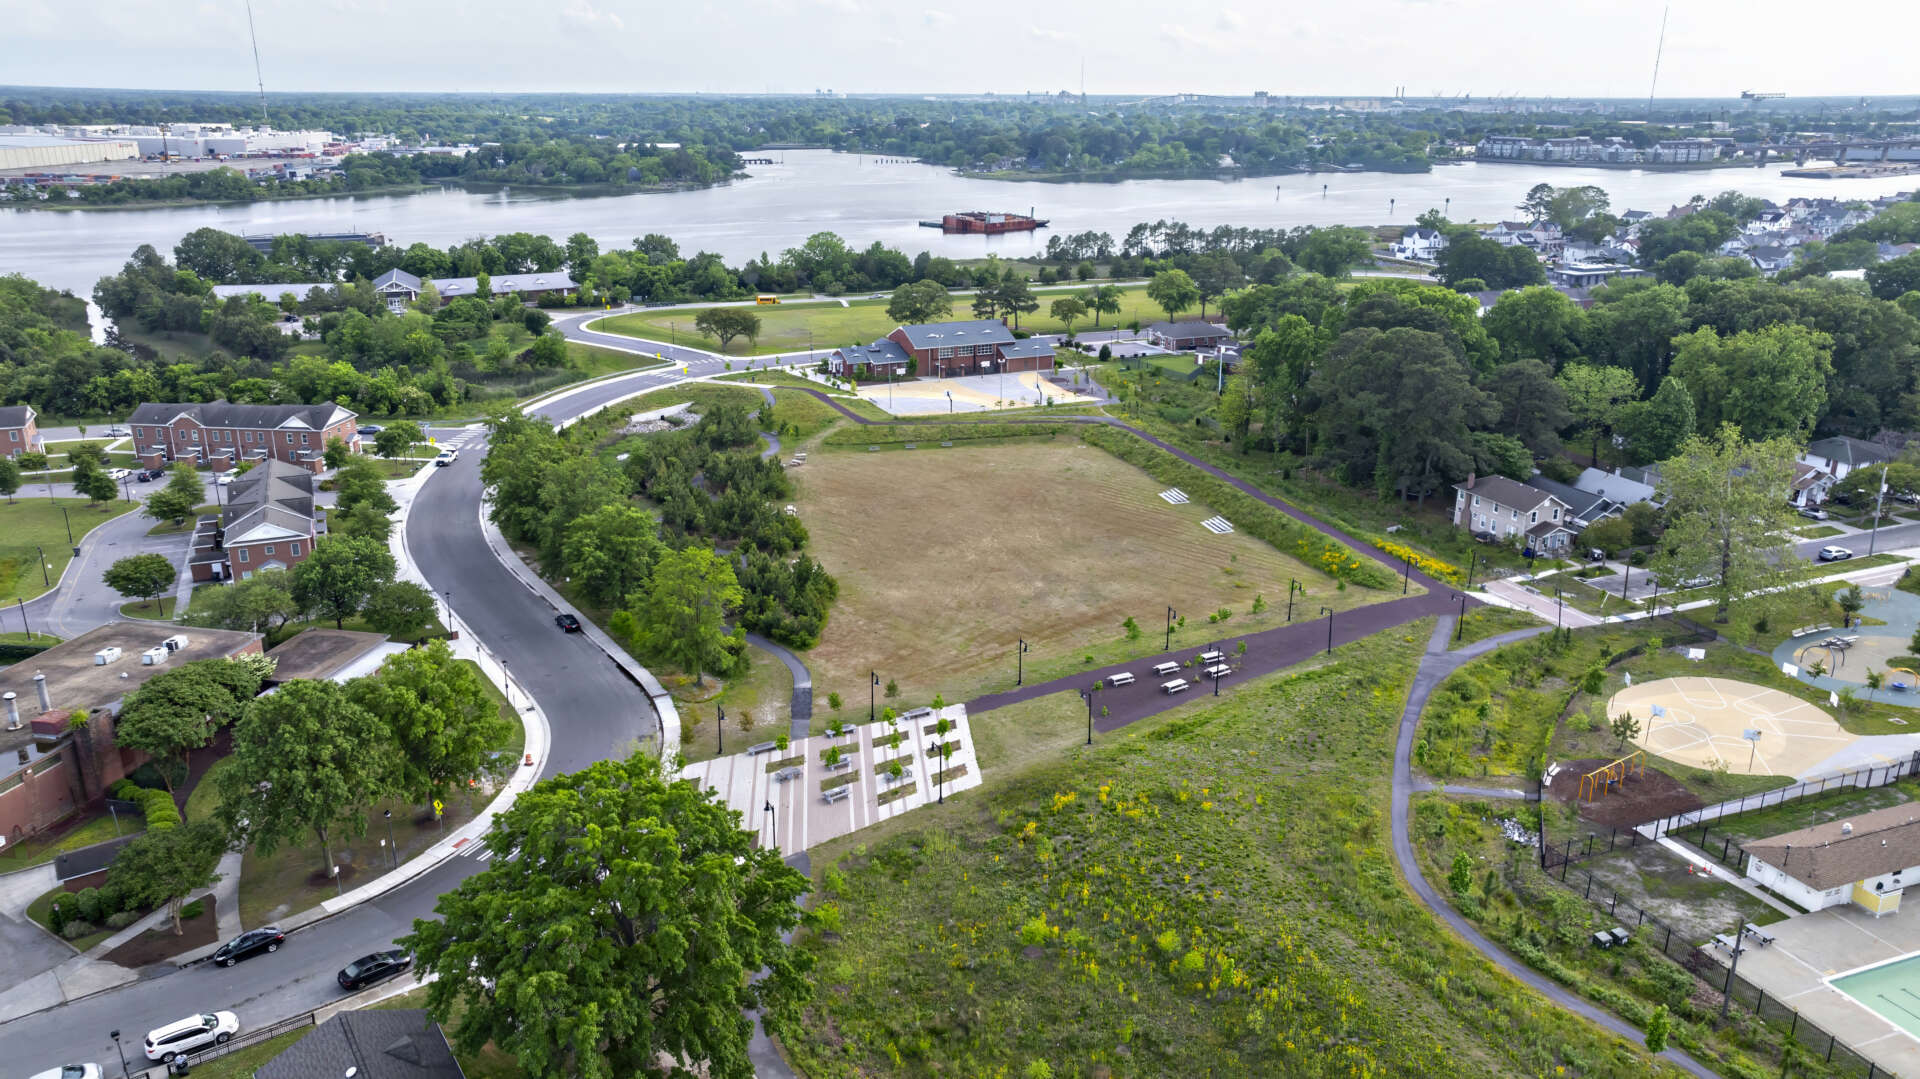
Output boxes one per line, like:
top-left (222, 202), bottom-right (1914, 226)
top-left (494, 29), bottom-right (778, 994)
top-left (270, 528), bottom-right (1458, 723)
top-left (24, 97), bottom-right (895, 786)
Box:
top-left (349, 640), bottom-right (510, 806)
top-left (401, 758), bottom-right (810, 1079)
top-left (374, 421), bottom-right (426, 460)
top-left (1048, 296), bottom-right (1087, 336)
top-left (322, 436), bottom-right (353, 470)
top-left (0, 455), bottom-right (20, 503)
top-left (291, 536), bottom-right (397, 628)
top-left (105, 821), bottom-right (227, 935)
top-left (361, 580), bottom-right (439, 638)
top-left (103, 553), bottom-right (175, 611)
top-left (632, 546), bottom-right (743, 687)
top-left (215, 679), bottom-right (397, 873)
top-left (1610, 712), bottom-right (1642, 749)
top-left (1083, 284), bottom-right (1123, 328)
top-left (78, 468), bottom-right (118, 504)
top-left (1654, 424), bottom-right (1800, 623)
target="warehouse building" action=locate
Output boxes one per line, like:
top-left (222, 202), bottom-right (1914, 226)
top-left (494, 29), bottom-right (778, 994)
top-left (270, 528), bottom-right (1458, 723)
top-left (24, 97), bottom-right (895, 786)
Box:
top-left (0, 135), bottom-right (138, 172)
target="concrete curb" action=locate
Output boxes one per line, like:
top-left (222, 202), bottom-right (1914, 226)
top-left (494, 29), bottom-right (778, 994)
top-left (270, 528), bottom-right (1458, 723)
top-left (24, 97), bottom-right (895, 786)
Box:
top-left (518, 357), bottom-right (675, 413)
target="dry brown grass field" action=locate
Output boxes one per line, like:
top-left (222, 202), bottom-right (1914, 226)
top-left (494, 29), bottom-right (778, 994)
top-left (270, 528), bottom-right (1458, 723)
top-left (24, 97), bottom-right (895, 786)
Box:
top-left (795, 437), bottom-right (1387, 714)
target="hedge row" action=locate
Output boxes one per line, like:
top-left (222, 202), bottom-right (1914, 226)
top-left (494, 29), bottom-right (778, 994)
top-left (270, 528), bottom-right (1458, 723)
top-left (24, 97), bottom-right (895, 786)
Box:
top-left (0, 641), bottom-right (55, 664)
top-left (108, 779), bottom-right (179, 831)
top-left (1079, 426), bottom-right (1396, 589)
top-left (821, 422), bottom-right (1072, 447)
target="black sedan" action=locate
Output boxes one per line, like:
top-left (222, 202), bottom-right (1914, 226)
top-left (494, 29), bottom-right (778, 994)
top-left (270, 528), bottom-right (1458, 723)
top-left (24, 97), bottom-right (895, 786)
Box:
top-left (337, 949), bottom-right (413, 991)
top-left (555, 613), bottom-right (582, 633)
top-left (211, 926), bottom-right (285, 967)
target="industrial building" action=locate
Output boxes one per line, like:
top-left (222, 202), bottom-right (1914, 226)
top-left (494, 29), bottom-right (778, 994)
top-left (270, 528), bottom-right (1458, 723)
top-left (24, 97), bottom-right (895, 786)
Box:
top-left (0, 134), bottom-right (138, 172)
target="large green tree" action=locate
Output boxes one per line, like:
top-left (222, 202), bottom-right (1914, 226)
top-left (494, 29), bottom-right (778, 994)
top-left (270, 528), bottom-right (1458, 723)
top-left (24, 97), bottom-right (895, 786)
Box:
top-left (146, 463), bottom-right (203, 523)
top-left (1308, 326), bottom-right (1494, 501)
top-left (1666, 324), bottom-right (1833, 440)
top-left (349, 640), bottom-right (510, 806)
top-left (1556, 362), bottom-right (1642, 462)
top-left (1483, 286), bottom-right (1587, 369)
top-left (884, 279), bottom-right (952, 325)
top-left (1481, 359), bottom-right (1571, 456)
top-left (1146, 269), bottom-right (1200, 321)
top-left (291, 536), bottom-right (397, 628)
top-left (401, 758), bottom-right (811, 1079)
top-left (361, 580), bottom-right (438, 638)
top-left (374, 421), bottom-right (425, 459)
top-left (693, 307), bottom-right (763, 351)
top-left (1081, 284), bottom-right (1122, 328)
top-left (1655, 424), bottom-right (1800, 622)
top-left (1615, 375), bottom-right (1697, 464)
top-left (103, 553), bottom-right (175, 609)
top-left (215, 678), bottom-right (396, 871)
top-left (561, 503), bottom-right (666, 608)
top-left (1294, 226), bottom-right (1372, 278)
top-left (184, 569), bottom-right (299, 634)
top-left (630, 546), bottom-right (743, 686)
top-left (1583, 283), bottom-right (1691, 388)
top-left (106, 821), bottom-right (227, 935)
top-left (114, 658), bottom-right (264, 793)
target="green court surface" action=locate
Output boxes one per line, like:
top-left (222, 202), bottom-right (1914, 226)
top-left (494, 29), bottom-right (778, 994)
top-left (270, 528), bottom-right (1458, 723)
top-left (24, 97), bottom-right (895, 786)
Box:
top-left (1831, 952), bottom-right (1920, 1038)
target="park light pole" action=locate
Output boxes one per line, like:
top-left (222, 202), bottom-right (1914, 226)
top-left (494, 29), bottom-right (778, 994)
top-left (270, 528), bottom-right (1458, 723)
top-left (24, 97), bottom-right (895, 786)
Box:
top-left (1402, 554), bottom-right (1412, 594)
top-left (61, 505), bottom-right (73, 545)
top-left (870, 670), bottom-right (879, 724)
top-left (1869, 462), bottom-right (1890, 556)
top-left (945, 390), bottom-right (953, 414)
top-left (1321, 606), bottom-right (1334, 654)
top-left (1287, 578), bottom-right (1302, 622)
top-left (1082, 682), bottom-right (1098, 744)
top-left (1555, 588), bottom-right (1566, 637)
top-left (1720, 927), bottom-right (1747, 1022)
top-left (1620, 563), bottom-right (1632, 601)
top-left (1451, 592), bottom-right (1468, 641)
top-left (110, 1029), bottom-right (131, 1079)
top-left (764, 799), bottom-right (776, 851)
top-left (717, 705), bottom-right (726, 756)
top-left (383, 809), bottom-right (396, 867)
top-left (1165, 606), bottom-right (1176, 652)
top-left (35, 546), bottom-right (48, 588)
top-left (120, 473), bottom-right (131, 503)
top-left (1016, 638), bottom-right (1030, 685)
top-left (1465, 551), bottom-right (1479, 589)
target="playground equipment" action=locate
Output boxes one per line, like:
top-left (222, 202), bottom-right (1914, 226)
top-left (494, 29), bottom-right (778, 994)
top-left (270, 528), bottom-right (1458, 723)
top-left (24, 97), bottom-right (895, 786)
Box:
top-left (1579, 750), bottom-right (1647, 801)
top-left (1890, 667), bottom-right (1919, 693)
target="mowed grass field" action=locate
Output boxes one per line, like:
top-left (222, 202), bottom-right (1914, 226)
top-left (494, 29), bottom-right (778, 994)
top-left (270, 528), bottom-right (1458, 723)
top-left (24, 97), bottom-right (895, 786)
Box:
top-left (0, 497), bottom-right (141, 605)
top-left (794, 438), bottom-right (1377, 711)
top-left (591, 286), bottom-right (1171, 356)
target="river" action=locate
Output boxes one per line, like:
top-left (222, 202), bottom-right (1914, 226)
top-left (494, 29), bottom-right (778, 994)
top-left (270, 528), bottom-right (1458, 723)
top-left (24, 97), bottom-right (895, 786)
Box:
top-left (2, 149), bottom-right (1913, 305)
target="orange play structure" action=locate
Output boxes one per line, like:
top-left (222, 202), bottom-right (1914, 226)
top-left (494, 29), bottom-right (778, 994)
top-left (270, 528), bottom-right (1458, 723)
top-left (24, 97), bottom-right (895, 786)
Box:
top-left (1579, 750), bottom-right (1647, 801)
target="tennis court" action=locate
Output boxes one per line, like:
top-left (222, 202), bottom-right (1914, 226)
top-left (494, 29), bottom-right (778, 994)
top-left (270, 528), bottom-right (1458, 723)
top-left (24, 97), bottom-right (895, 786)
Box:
top-left (1608, 677), bottom-right (1855, 777)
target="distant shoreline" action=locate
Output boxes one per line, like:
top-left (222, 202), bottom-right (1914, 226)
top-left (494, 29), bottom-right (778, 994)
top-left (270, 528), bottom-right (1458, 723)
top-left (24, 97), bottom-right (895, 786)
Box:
top-left (2, 175), bottom-right (728, 213)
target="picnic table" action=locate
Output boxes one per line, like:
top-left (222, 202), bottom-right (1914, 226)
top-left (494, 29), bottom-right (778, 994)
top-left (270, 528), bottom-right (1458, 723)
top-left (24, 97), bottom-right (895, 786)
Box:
top-left (1743, 923), bottom-right (1775, 946)
top-left (1107, 671), bottom-right (1136, 686)
top-left (1161, 678), bottom-right (1190, 695)
top-left (1198, 651), bottom-right (1224, 664)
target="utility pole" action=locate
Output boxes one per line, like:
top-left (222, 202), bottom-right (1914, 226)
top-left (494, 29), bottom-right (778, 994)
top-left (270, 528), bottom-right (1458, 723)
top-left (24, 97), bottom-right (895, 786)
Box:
top-left (1869, 462), bottom-right (1890, 556)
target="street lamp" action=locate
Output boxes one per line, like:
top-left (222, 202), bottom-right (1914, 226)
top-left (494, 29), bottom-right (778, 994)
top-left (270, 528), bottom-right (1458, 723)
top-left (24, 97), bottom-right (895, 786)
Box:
top-left (1321, 606), bottom-right (1335, 654)
top-left (1081, 682), bottom-right (1098, 744)
top-left (764, 799), bottom-right (776, 851)
top-left (61, 505), bottom-right (73, 545)
top-left (1465, 551), bottom-right (1479, 589)
top-left (717, 705), bottom-right (725, 755)
top-left (1555, 587), bottom-right (1566, 636)
top-left (1619, 563), bottom-right (1632, 600)
top-left (110, 1029), bottom-right (131, 1079)
top-left (1401, 554), bottom-right (1412, 594)
top-left (383, 809), bottom-right (396, 867)
top-left (1015, 638), bottom-right (1030, 685)
top-left (1286, 579), bottom-right (1301, 622)
top-left (35, 545), bottom-right (48, 587)
top-left (1165, 606), bottom-right (1176, 652)
top-left (120, 473), bottom-right (131, 503)
top-left (1451, 592), bottom-right (1468, 641)
top-left (945, 390), bottom-right (953, 414)
top-left (870, 670), bottom-right (879, 724)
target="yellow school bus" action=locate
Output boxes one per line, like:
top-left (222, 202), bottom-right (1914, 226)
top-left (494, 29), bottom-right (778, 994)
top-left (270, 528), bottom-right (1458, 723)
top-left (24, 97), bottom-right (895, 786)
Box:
top-left (756, 295), bottom-right (781, 305)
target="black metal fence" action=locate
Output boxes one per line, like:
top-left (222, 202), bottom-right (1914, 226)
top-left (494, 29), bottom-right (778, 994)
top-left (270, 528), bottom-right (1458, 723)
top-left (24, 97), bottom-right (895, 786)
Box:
top-left (134, 1012), bottom-right (316, 1077)
top-left (1640, 751), bottom-right (1920, 840)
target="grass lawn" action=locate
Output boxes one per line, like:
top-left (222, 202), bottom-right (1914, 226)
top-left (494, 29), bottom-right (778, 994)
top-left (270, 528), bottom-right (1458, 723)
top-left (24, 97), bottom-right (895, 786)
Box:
top-left (182, 1029), bottom-right (312, 1078)
top-left (592, 287), bottom-right (1167, 357)
top-left (146, 503), bottom-right (219, 535)
top-left (365, 457), bottom-right (429, 478)
top-left (0, 631), bottom-right (61, 646)
top-left (766, 388), bottom-right (845, 440)
top-left (0, 497), bottom-right (141, 604)
top-left (566, 340), bottom-right (663, 379)
top-left (1453, 603), bottom-right (1546, 645)
top-left (718, 369), bottom-right (856, 394)
top-left (120, 596), bottom-right (178, 620)
top-left (1659, 554), bottom-right (1906, 616)
top-left (794, 439), bottom-right (1381, 710)
top-left (0, 807), bottom-right (145, 872)
top-left (1794, 524), bottom-right (1845, 539)
top-left (677, 643), bottom-right (794, 765)
top-left (774, 627), bottom-right (1680, 1077)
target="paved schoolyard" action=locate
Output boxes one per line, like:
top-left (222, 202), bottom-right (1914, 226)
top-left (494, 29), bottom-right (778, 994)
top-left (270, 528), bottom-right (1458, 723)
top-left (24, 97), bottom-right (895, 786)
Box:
top-left (857, 371), bottom-right (1103, 416)
top-left (677, 706), bottom-right (983, 855)
top-left (1716, 903), bottom-right (1920, 1077)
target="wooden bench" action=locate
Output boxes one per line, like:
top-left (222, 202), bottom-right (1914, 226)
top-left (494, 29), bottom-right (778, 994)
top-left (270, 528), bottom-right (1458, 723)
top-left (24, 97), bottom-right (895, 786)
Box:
top-left (1107, 671), bottom-right (1135, 687)
top-left (821, 786), bottom-right (852, 804)
top-left (1161, 679), bottom-right (1190, 695)
top-left (747, 741), bottom-right (780, 756)
top-left (1152, 662), bottom-right (1181, 677)
top-left (773, 766), bottom-right (803, 783)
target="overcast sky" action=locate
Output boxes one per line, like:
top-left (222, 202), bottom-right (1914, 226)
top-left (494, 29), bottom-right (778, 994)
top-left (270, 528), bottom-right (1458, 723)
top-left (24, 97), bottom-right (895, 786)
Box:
top-left (6, 0), bottom-right (1917, 100)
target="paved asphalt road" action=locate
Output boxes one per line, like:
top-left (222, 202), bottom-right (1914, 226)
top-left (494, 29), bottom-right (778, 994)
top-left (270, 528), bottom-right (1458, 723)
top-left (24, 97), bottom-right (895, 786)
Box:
top-left (552, 309), bottom-right (834, 372)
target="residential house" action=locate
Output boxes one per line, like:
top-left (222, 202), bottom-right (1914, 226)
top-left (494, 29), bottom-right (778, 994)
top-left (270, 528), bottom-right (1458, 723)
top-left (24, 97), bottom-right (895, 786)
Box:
top-left (192, 457), bottom-right (323, 583)
top-left (1788, 461), bottom-right (1838, 508)
top-left (1451, 474), bottom-right (1578, 552)
top-left (1549, 264), bottom-right (1649, 289)
top-left (1573, 466), bottom-right (1661, 508)
top-left (1146, 320), bottom-right (1233, 351)
top-left (0, 624), bottom-right (263, 843)
top-left (1803, 436), bottom-right (1897, 487)
top-left (1744, 803), bottom-right (1920, 915)
top-left (1487, 221), bottom-right (1564, 258)
top-left (256, 1010), bottom-right (465, 1079)
top-left (1747, 245), bottom-right (1796, 275)
top-left (830, 319), bottom-right (1056, 379)
top-left (1390, 227), bottom-right (1448, 261)
top-left (129, 401), bottom-right (359, 474)
top-left (1619, 209), bottom-right (1656, 233)
top-left (0, 404), bottom-right (42, 459)
top-left (1526, 473), bottom-right (1623, 530)
top-left (370, 268), bottom-right (576, 312)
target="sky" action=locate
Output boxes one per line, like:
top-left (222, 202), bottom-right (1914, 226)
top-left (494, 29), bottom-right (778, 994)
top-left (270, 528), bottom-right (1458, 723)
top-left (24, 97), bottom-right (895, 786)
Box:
top-left (4, 0), bottom-right (1918, 99)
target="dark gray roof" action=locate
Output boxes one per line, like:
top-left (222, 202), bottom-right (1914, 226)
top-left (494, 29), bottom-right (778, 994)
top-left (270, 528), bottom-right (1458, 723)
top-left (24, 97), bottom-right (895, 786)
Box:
top-left (836, 339), bottom-right (911, 366)
top-left (1001, 339), bottom-right (1056, 359)
top-left (1746, 803), bottom-right (1920, 892)
top-left (373, 268), bottom-right (422, 293)
top-left (435, 272), bottom-right (576, 298)
top-left (1455, 475), bottom-right (1559, 514)
top-left (255, 1010), bottom-right (464, 1079)
top-left (1527, 473), bottom-right (1615, 522)
top-left (223, 458), bottom-right (318, 542)
top-left (130, 401), bottom-right (355, 432)
top-left (894, 320), bottom-right (1013, 350)
top-left (1806, 436), bottom-right (1897, 469)
top-left (1149, 320), bottom-right (1231, 339)
top-left (0, 405), bottom-right (33, 427)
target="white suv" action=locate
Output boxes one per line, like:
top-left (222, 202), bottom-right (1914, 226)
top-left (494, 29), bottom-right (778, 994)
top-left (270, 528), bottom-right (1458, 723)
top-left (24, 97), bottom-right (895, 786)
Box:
top-left (144, 1012), bottom-right (239, 1062)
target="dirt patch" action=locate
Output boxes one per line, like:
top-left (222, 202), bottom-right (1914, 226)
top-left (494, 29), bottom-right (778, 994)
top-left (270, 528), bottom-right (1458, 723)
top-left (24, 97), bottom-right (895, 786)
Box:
top-left (1581, 845), bottom-right (1774, 941)
top-left (1550, 757), bottom-right (1704, 829)
top-left (103, 894), bottom-right (218, 968)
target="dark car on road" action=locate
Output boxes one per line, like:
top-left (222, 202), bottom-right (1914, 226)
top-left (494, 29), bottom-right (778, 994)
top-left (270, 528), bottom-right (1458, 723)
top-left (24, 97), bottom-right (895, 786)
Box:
top-left (555, 613), bottom-right (582, 633)
top-left (358, 424), bottom-right (383, 435)
top-left (337, 948), bottom-right (412, 991)
top-left (211, 926), bottom-right (285, 967)
top-left (135, 469), bottom-right (164, 482)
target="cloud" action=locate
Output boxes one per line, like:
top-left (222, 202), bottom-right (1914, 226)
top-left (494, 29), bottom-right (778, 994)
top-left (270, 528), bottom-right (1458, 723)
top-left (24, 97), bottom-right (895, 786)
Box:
top-left (924, 8), bottom-right (954, 27)
top-left (812, 0), bottom-right (861, 11)
top-left (562, 0), bottom-right (624, 30)
top-left (1030, 25), bottom-right (1070, 42)
top-left (1216, 7), bottom-right (1244, 30)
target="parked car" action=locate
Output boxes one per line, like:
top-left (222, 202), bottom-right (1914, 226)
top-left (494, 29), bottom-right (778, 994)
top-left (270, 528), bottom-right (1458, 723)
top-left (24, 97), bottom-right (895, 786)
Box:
top-left (1471, 530), bottom-right (1500, 544)
top-left (134, 469), bottom-right (160, 483)
top-left (105, 425), bottom-right (129, 436)
top-left (215, 473), bottom-right (235, 486)
top-left (106, 468), bottom-right (132, 481)
top-left (358, 424), bottom-right (383, 435)
top-left (434, 449), bottom-right (458, 467)
top-left (1798, 506), bottom-right (1829, 521)
top-left (555, 613), bottom-right (582, 633)
top-left (1818, 545), bottom-right (1855, 562)
top-left (144, 1012), bottom-right (239, 1062)
top-left (29, 1065), bottom-right (103, 1079)
top-left (337, 948), bottom-right (413, 991)
top-left (211, 926), bottom-right (285, 967)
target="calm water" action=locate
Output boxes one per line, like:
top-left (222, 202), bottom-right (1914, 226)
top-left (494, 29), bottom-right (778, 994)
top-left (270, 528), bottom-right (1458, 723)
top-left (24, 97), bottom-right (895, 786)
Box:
top-left (2, 149), bottom-right (1912, 303)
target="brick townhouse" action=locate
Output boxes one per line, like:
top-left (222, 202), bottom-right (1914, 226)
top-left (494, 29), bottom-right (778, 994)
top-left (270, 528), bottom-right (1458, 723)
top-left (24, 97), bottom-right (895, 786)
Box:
top-left (0, 404), bottom-right (43, 459)
top-left (191, 457), bottom-right (323, 582)
top-left (129, 401), bottom-right (360, 474)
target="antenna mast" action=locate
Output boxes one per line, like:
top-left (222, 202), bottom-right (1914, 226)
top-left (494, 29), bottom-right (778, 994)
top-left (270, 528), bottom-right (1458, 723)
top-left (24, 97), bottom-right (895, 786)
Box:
top-left (244, 0), bottom-right (270, 128)
top-left (1645, 4), bottom-right (1669, 122)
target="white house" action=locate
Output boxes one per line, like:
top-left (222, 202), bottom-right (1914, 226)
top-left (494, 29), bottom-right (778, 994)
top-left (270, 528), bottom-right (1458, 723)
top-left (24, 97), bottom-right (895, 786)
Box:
top-left (1452, 475), bottom-right (1577, 552)
top-left (1744, 803), bottom-right (1920, 916)
top-left (1803, 436), bottom-right (1898, 487)
top-left (1390, 227), bottom-right (1448, 261)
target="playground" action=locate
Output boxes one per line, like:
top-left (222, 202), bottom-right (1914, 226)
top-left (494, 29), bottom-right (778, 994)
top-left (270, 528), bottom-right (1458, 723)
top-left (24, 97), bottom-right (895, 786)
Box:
top-left (1609, 677), bottom-right (1855, 778)
top-left (854, 370), bottom-right (1102, 415)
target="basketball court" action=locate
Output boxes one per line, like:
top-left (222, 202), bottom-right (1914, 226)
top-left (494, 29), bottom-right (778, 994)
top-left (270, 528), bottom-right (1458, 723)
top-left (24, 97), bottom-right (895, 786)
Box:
top-left (1608, 677), bottom-right (1856, 777)
top-left (856, 371), bottom-right (1101, 416)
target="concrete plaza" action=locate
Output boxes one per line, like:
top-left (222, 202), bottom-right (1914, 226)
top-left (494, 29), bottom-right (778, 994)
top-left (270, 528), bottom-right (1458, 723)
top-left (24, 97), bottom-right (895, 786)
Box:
top-left (677, 706), bottom-right (982, 855)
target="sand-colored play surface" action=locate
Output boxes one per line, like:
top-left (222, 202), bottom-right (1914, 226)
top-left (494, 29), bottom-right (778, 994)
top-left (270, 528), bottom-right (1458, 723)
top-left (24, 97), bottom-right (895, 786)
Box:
top-left (1608, 677), bottom-right (1855, 777)
top-left (857, 371), bottom-right (1100, 415)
